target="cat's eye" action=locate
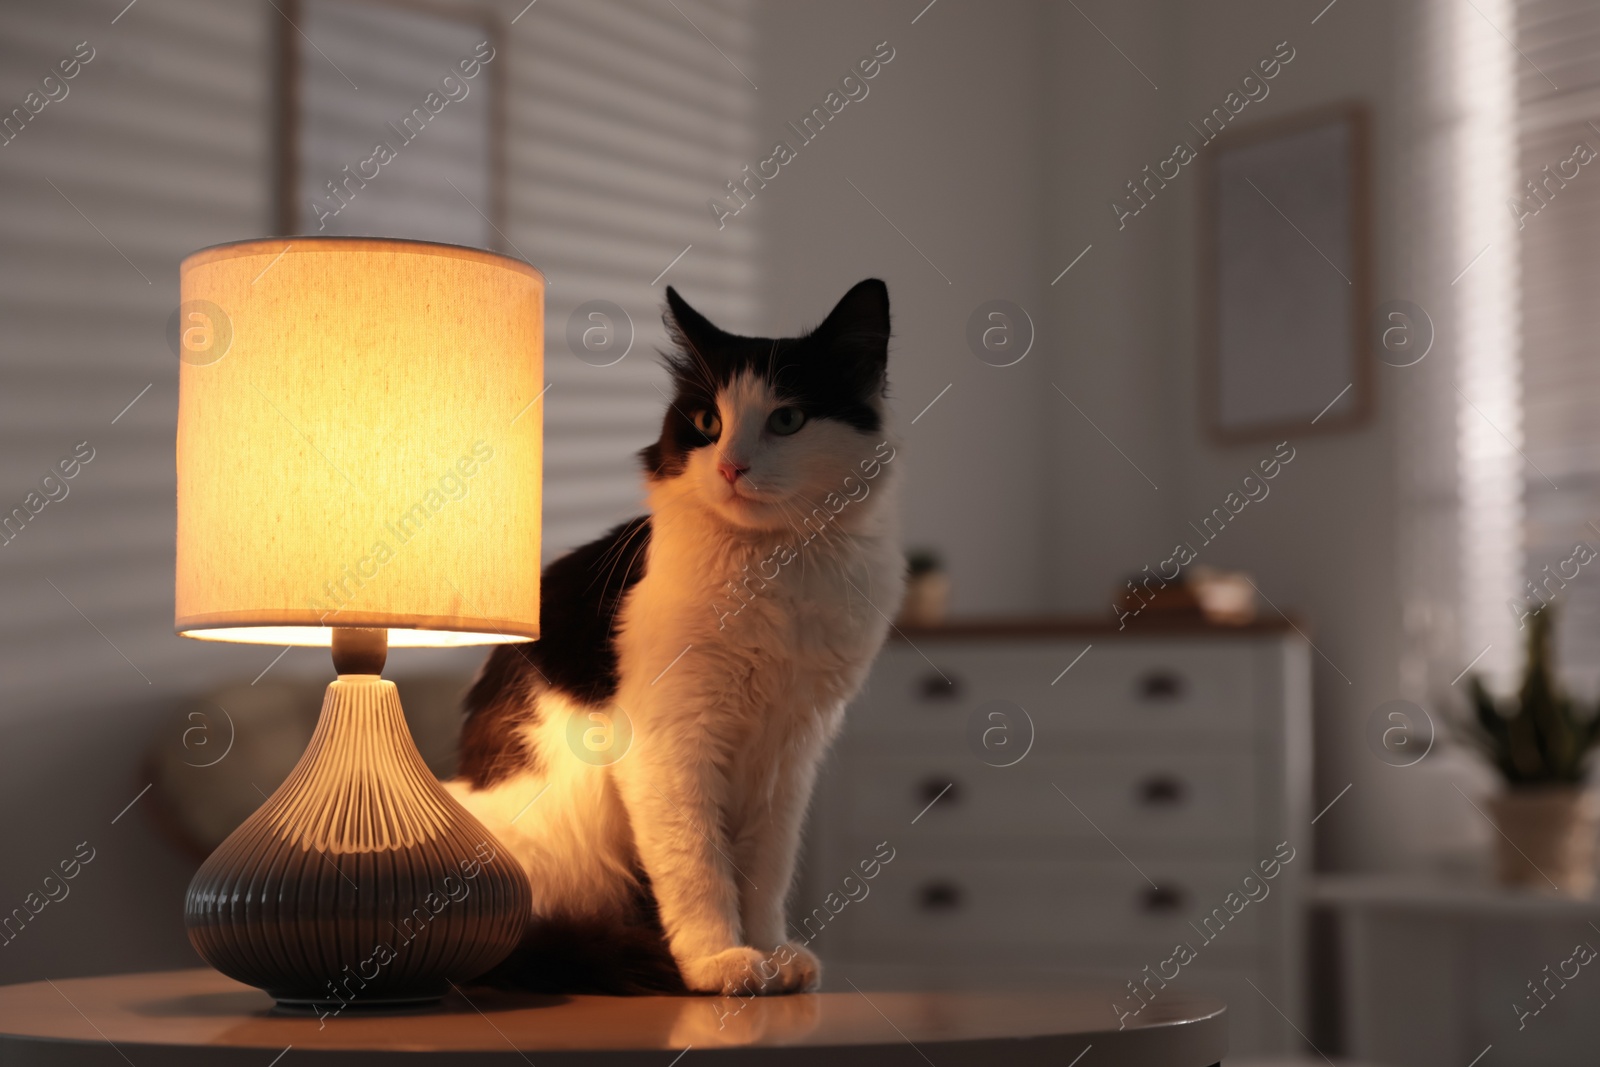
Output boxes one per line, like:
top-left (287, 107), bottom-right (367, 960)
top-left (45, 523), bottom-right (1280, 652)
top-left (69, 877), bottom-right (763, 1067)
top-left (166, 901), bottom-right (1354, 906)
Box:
top-left (767, 407), bottom-right (807, 436)
top-left (692, 409), bottom-right (722, 438)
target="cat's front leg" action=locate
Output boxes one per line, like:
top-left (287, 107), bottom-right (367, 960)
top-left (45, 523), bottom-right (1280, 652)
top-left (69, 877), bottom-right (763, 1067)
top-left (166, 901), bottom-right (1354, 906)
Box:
top-left (611, 707), bottom-right (800, 996)
top-left (732, 735), bottom-right (827, 992)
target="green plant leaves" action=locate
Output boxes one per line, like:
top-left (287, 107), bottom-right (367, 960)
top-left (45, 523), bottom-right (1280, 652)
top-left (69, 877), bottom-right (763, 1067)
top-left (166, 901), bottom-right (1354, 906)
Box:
top-left (1462, 608), bottom-right (1600, 785)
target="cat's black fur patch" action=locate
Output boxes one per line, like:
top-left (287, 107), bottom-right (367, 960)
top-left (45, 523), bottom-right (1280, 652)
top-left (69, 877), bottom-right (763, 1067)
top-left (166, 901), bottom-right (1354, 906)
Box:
top-left (457, 516), bottom-right (652, 789)
top-left (528, 515), bottom-right (653, 702)
top-left (474, 877), bottom-right (685, 995)
top-left (640, 278), bottom-right (890, 481)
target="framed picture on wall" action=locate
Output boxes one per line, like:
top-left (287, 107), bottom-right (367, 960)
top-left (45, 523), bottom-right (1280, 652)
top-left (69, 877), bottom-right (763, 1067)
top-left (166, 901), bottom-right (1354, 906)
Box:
top-left (274, 0), bottom-right (505, 248)
top-left (1199, 102), bottom-right (1372, 442)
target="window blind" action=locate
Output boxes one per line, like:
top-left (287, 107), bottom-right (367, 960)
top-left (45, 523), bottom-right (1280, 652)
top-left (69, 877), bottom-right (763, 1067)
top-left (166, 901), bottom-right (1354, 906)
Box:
top-left (0, 0), bottom-right (271, 712)
top-left (0, 0), bottom-right (760, 711)
top-left (1512, 0), bottom-right (1600, 692)
top-left (1404, 0), bottom-right (1600, 697)
top-left (1397, 0), bottom-right (1525, 698)
top-left (508, 0), bottom-right (760, 559)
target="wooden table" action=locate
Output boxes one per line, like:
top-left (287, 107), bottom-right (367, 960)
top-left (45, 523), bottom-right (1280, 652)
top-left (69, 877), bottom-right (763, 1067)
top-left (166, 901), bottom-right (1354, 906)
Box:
top-left (0, 969), bottom-right (1226, 1065)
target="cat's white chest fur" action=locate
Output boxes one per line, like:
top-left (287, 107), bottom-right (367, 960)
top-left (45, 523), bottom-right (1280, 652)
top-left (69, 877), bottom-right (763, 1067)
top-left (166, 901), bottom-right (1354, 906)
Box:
top-left (618, 457), bottom-right (903, 743)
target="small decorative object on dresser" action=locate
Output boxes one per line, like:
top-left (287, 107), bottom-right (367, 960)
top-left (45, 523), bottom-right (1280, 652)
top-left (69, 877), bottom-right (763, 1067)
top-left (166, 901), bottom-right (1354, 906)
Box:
top-left (803, 616), bottom-right (1312, 1059)
top-left (1462, 608), bottom-right (1600, 897)
top-left (898, 548), bottom-right (950, 627)
top-left (1188, 566), bottom-right (1258, 626)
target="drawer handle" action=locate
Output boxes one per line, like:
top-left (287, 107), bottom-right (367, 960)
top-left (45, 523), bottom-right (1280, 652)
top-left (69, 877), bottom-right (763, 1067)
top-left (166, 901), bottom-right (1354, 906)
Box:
top-left (916, 880), bottom-right (965, 912)
top-left (1137, 669), bottom-right (1186, 701)
top-left (917, 673), bottom-right (963, 701)
top-left (1136, 775), bottom-right (1187, 806)
top-left (1138, 885), bottom-right (1185, 913)
top-left (916, 777), bottom-right (960, 808)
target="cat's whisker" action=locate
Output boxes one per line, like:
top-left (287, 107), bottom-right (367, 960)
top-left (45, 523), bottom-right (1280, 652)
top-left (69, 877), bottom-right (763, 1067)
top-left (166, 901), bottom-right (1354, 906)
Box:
top-left (590, 526), bottom-right (640, 592)
top-left (606, 532), bottom-right (652, 631)
top-left (595, 516), bottom-right (652, 606)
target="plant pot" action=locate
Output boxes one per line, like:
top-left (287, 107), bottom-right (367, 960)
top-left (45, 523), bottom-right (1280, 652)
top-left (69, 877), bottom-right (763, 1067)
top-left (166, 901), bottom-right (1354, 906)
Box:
top-left (1487, 787), bottom-right (1598, 897)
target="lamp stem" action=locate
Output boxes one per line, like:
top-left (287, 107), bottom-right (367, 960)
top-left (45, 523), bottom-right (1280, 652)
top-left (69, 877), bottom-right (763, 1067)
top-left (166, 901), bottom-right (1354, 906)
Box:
top-left (331, 626), bottom-right (387, 675)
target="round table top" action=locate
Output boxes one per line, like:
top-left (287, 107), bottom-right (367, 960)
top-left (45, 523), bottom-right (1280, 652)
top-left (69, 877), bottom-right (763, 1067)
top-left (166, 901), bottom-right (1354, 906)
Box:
top-left (0, 969), bottom-right (1226, 1066)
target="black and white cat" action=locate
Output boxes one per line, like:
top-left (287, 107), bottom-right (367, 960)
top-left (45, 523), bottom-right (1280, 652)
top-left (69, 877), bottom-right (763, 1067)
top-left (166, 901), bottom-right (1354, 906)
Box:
top-left (446, 279), bottom-right (903, 996)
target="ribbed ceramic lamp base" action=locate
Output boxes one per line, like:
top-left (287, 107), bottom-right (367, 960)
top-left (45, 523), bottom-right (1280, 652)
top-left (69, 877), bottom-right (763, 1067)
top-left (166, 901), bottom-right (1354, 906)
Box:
top-left (185, 675), bottom-right (530, 1008)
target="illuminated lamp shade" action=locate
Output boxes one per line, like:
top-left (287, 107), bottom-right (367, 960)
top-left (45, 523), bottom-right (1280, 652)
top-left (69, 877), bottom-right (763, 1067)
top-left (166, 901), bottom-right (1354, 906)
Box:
top-left (174, 238), bottom-right (542, 1008)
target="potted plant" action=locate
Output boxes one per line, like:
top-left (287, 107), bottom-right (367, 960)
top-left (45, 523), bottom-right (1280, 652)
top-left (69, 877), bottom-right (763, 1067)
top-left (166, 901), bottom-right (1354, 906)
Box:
top-left (1464, 608), bottom-right (1600, 896)
top-left (898, 548), bottom-right (949, 627)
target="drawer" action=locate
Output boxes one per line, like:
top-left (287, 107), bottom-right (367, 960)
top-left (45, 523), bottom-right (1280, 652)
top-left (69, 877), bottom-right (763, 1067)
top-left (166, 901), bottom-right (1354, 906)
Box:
top-left (842, 746), bottom-right (1258, 852)
top-left (825, 856), bottom-right (1268, 953)
top-left (852, 640), bottom-right (1260, 737)
top-left (849, 640), bottom-right (1063, 733)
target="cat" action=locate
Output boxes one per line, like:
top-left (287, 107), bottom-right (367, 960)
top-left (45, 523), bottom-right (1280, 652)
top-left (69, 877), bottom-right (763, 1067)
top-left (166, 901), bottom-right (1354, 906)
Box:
top-left (445, 279), bottom-right (904, 996)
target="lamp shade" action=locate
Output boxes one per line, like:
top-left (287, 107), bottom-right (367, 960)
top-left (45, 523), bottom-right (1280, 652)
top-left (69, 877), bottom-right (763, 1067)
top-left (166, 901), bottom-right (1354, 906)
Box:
top-left (176, 238), bottom-right (543, 647)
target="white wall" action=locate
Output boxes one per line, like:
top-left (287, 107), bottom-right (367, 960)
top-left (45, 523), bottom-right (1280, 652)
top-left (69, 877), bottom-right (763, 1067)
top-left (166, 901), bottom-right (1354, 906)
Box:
top-left (753, 0), bottom-right (1053, 616)
top-left (753, 0), bottom-right (1450, 873)
top-left (1156, 0), bottom-right (1413, 875)
top-left (1042, 0), bottom-right (1183, 611)
top-left (1041, 0), bottom-right (1469, 873)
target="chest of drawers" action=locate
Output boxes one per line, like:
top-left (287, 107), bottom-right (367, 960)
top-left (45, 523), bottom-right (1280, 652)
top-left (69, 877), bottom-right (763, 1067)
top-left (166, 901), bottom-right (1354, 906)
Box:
top-left (800, 619), bottom-right (1312, 1058)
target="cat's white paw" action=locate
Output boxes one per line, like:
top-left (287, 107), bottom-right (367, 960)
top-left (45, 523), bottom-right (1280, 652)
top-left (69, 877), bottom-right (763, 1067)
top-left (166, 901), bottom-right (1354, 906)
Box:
top-left (766, 942), bottom-right (822, 992)
top-left (680, 944), bottom-right (820, 996)
top-left (784, 940), bottom-right (825, 991)
top-left (681, 948), bottom-right (769, 996)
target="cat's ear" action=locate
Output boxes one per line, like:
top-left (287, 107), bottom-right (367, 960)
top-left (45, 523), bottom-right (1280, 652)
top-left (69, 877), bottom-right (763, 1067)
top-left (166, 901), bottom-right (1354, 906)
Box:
top-left (664, 286), bottom-right (728, 357)
top-left (812, 278), bottom-right (890, 385)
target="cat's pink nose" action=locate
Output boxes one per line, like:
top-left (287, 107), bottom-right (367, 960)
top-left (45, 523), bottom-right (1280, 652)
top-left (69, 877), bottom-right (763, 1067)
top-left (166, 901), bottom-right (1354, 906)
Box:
top-left (718, 458), bottom-right (749, 483)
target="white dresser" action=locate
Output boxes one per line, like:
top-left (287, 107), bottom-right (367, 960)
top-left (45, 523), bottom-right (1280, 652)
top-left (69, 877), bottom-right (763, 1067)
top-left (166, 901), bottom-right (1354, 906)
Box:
top-left (802, 619), bottom-right (1313, 1058)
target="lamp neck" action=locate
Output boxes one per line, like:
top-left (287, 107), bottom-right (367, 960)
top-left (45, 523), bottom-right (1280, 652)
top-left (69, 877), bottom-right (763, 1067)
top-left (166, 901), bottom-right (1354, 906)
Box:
top-left (331, 627), bottom-right (388, 676)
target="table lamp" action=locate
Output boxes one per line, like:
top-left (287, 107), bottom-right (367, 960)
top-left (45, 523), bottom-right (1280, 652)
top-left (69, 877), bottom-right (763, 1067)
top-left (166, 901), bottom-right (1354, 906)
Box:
top-left (174, 237), bottom-right (541, 1008)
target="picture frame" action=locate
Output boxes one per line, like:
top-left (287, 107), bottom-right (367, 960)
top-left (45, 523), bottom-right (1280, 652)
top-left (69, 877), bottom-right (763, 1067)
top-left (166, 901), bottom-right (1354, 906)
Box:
top-left (1198, 102), bottom-right (1372, 443)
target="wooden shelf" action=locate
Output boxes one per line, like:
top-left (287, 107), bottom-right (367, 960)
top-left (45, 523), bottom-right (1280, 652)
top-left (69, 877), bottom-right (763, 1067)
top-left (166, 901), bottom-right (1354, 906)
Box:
top-left (1314, 873), bottom-right (1600, 916)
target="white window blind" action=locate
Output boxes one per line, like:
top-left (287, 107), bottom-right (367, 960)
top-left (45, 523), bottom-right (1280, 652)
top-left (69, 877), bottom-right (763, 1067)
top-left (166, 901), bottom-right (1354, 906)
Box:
top-left (1403, 0), bottom-right (1600, 698)
top-left (1512, 0), bottom-right (1600, 692)
top-left (1398, 0), bottom-right (1524, 698)
top-left (0, 0), bottom-right (272, 711)
top-left (507, 0), bottom-right (760, 559)
top-left (0, 0), bottom-right (760, 711)
top-left (1456, 0), bottom-right (1525, 690)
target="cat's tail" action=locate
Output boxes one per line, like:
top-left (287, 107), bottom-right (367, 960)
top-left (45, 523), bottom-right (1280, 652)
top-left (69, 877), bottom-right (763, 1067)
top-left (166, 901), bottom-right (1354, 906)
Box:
top-left (476, 912), bottom-right (687, 995)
